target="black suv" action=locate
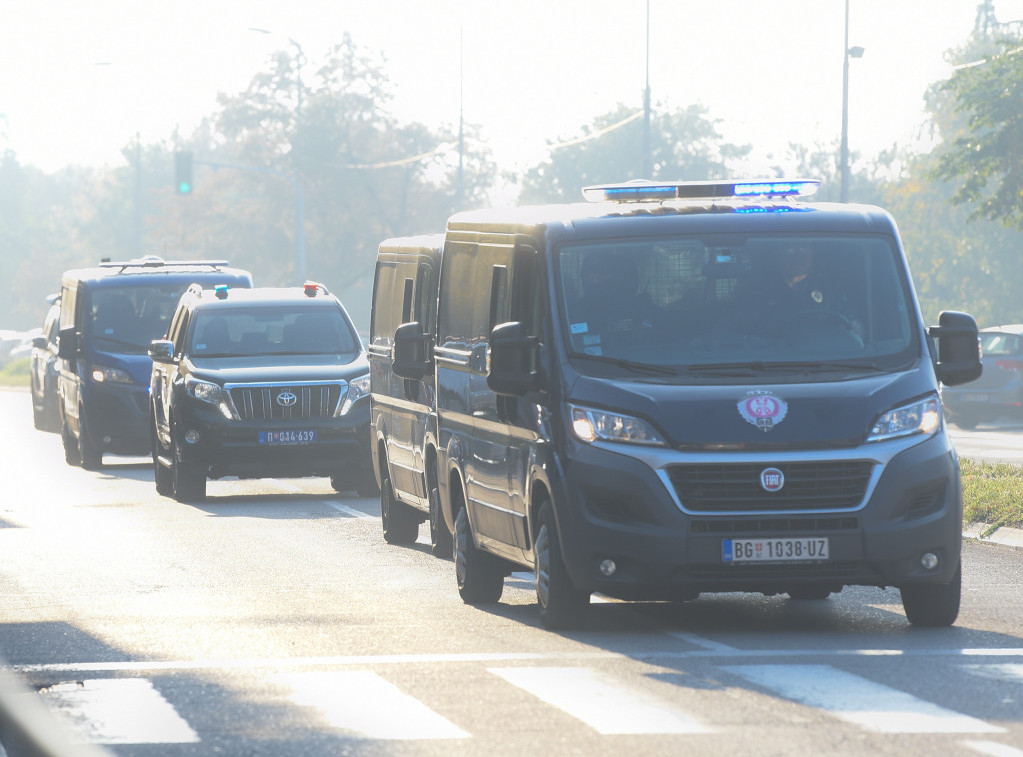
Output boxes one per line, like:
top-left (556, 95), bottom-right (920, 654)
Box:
top-left (148, 282), bottom-right (376, 502)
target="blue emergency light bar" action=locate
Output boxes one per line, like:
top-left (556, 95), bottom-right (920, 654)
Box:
top-left (582, 179), bottom-right (820, 203)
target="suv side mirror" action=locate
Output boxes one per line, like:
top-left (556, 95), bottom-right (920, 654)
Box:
top-left (32, 336), bottom-right (47, 350)
top-left (392, 321), bottom-right (431, 381)
top-left (57, 327), bottom-right (78, 359)
top-left (928, 310), bottom-right (982, 386)
top-left (148, 340), bottom-right (175, 363)
top-left (488, 321), bottom-right (541, 396)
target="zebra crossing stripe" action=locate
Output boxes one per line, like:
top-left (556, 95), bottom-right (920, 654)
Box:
top-left (489, 666), bottom-right (712, 735)
top-left (962, 663), bottom-right (1023, 685)
top-left (39, 679), bottom-right (199, 744)
top-left (725, 664), bottom-right (1005, 734)
top-left (278, 671), bottom-right (469, 740)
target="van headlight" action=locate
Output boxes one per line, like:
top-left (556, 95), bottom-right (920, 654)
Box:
top-left (867, 395), bottom-right (942, 442)
top-left (569, 403), bottom-right (666, 446)
top-left (91, 365), bottom-right (133, 384)
top-left (339, 374), bottom-right (370, 416)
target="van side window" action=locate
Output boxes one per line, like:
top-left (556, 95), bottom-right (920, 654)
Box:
top-left (370, 261), bottom-right (396, 346)
top-left (489, 266), bottom-right (508, 332)
top-left (401, 277), bottom-right (414, 323)
top-left (437, 243), bottom-right (476, 347)
top-left (415, 264), bottom-right (436, 334)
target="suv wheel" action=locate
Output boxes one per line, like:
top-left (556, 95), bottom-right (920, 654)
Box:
top-left (61, 411), bottom-right (82, 467)
top-left (151, 422), bottom-right (173, 497)
top-left (171, 438), bottom-right (206, 503)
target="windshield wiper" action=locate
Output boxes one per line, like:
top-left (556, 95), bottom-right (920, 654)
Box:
top-left (687, 360), bottom-right (880, 376)
top-left (569, 352), bottom-right (677, 376)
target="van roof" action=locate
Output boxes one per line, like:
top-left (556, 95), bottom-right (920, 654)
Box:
top-left (61, 256), bottom-right (252, 285)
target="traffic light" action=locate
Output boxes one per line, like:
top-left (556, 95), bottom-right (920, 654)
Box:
top-left (174, 150), bottom-right (193, 194)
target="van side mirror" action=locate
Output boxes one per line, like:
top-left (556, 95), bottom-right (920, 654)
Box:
top-left (928, 310), bottom-right (982, 386)
top-left (148, 339), bottom-right (174, 363)
top-left (392, 321), bottom-right (431, 381)
top-left (488, 321), bottom-right (541, 396)
top-left (57, 327), bottom-right (78, 359)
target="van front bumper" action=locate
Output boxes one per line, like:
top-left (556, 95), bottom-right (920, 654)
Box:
top-left (552, 431), bottom-right (962, 600)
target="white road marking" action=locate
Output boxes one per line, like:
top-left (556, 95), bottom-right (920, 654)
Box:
top-left (278, 671), bottom-right (469, 740)
top-left (668, 632), bottom-right (738, 652)
top-left (962, 741), bottom-right (1023, 757)
top-left (726, 664), bottom-right (1004, 734)
top-left (962, 663), bottom-right (1023, 684)
top-left (326, 502), bottom-right (375, 519)
top-left (40, 679), bottom-right (199, 744)
top-left (490, 666), bottom-right (713, 735)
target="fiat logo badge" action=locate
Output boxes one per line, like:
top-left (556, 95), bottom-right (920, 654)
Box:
top-left (760, 467), bottom-right (784, 492)
top-left (738, 390), bottom-right (788, 432)
top-left (276, 391), bottom-right (298, 407)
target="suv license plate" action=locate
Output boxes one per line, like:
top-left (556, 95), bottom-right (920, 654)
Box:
top-left (722, 537), bottom-right (829, 563)
top-left (259, 430), bottom-right (318, 445)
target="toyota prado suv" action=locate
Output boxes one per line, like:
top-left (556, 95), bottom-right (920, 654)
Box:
top-left (148, 282), bottom-right (376, 502)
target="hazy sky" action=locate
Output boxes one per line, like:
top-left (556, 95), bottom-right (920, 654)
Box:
top-left (3, 0), bottom-right (1022, 181)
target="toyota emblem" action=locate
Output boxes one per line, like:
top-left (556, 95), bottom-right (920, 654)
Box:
top-left (276, 391), bottom-right (298, 407)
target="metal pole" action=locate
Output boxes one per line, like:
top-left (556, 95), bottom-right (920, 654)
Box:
top-left (642, 0), bottom-right (652, 178)
top-left (840, 0), bottom-right (850, 202)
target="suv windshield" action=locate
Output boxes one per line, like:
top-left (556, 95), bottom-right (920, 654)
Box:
top-left (190, 305), bottom-right (358, 357)
top-left (88, 283), bottom-right (187, 353)
top-left (558, 234), bottom-right (916, 370)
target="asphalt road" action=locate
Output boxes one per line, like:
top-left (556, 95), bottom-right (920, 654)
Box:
top-left (1, 388), bottom-right (1022, 757)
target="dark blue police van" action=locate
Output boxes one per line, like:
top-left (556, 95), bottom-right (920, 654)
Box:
top-left (392, 179), bottom-right (982, 629)
top-left (56, 256), bottom-right (253, 468)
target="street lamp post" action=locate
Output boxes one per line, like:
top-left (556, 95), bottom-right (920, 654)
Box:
top-left (840, 0), bottom-right (864, 203)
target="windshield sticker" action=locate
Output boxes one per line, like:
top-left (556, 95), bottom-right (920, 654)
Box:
top-left (571, 322), bottom-right (589, 334)
top-left (738, 390), bottom-right (788, 432)
top-left (583, 334), bottom-right (601, 346)
top-left (584, 346), bottom-right (603, 356)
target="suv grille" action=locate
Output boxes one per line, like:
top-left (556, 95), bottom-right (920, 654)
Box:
top-left (666, 461), bottom-right (872, 513)
top-left (225, 382), bottom-right (346, 421)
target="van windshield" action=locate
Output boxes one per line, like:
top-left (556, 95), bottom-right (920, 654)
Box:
top-left (557, 234), bottom-right (917, 371)
top-left (88, 284), bottom-right (187, 353)
top-left (190, 306), bottom-right (359, 358)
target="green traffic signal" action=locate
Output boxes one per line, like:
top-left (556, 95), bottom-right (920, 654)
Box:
top-left (175, 150), bottom-right (193, 194)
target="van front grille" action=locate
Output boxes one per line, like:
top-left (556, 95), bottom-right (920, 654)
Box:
top-left (225, 382), bottom-right (346, 421)
top-left (667, 461), bottom-right (872, 513)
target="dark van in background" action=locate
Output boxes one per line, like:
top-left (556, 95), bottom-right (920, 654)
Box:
top-left (393, 179), bottom-right (982, 630)
top-left (56, 256), bottom-right (253, 468)
top-left (368, 234), bottom-right (449, 554)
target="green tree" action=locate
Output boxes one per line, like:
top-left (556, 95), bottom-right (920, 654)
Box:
top-left (932, 28), bottom-right (1023, 229)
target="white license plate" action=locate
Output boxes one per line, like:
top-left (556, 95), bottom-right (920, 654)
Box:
top-left (722, 537), bottom-right (829, 563)
top-left (259, 429), bottom-right (318, 445)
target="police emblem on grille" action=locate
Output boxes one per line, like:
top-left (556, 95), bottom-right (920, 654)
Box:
top-left (738, 390), bottom-right (787, 432)
top-left (276, 391), bottom-right (298, 407)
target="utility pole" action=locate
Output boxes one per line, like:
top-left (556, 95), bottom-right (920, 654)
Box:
top-left (642, 0), bottom-right (652, 179)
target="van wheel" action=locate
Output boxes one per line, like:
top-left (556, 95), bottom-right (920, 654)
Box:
top-left (535, 501), bottom-right (589, 629)
top-left (61, 413), bottom-right (82, 467)
top-left (171, 439), bottom-right (206, 503)
top-left (901, 563), bottom-right (961, 627)
top-left (429, 485), bottom-right (452, 558)
top-left (78, 413), bottom-right (103, 470)
top-left (454, 503), bottom-right (504, 604)
top-left (381, 473), bottom-right (418, 545)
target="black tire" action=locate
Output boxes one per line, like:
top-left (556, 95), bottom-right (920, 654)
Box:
top-left (454, 501), bottom-right (504, 604)
top-left (171, 438), bottom-right (206, 503)
top-left (61, 412), bottom-right (82, 467)
top-left (787, 586), bottom-right (832, 601)
top-left (78, 412), bottom-right (103, 470)
top-left (901, 563), bottom-right (961, 628)
top-left (381, 472), bottom-right (419, 545)
top-left (534, 501), bottom-right (589, 629)
top-left (429, 484), bottom-right (453, 558)
top-left (32, 401), bottom-right (46, 431)
top-left (151, 421), bottom-right (173, 497)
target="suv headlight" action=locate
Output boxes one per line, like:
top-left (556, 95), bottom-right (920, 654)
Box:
top-left (867, 395), bottom-right (942, 442)
top-left (339, 374), bottom-right (370, 416)
top-left (186, 376), bottom-right (225, 406)
top-left (91, 365), bottom-right (133, 384)
top-left (569, 403), bottom-right (666, 446)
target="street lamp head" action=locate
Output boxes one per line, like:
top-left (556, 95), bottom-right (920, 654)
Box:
top-left (848, 46), bottom-right (865, 59)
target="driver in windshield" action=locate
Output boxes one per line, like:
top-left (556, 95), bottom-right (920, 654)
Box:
top-left (571, 253), bottom-right (660, 354)
top-left (768, 245), bottom-right (863, 340)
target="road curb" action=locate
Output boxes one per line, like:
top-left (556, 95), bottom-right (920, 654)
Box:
top-left (964, 522), bottom-right (1023, 552)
